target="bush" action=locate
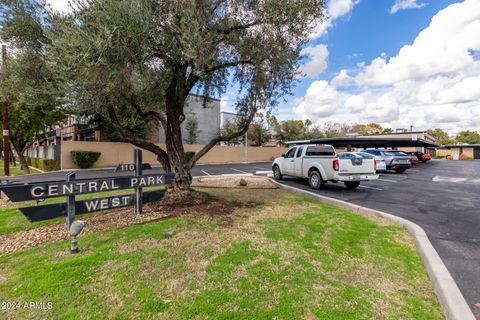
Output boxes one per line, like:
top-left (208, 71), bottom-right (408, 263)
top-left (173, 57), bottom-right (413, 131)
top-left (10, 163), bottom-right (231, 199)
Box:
top-left (70, 151), bottom-right (101, 169)
top-left (26, 157), bottom-right (60, 171)
top-left (184, 151), bottom-right (195, 162)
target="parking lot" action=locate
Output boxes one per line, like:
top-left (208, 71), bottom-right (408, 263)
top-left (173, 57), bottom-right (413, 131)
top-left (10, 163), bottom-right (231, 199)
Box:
top-left (3, 160), bottom-right (480, 316)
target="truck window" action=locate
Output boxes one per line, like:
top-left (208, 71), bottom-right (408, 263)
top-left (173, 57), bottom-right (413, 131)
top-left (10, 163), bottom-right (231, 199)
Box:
top-left (296, 147), bottom-right (303, 158)
top-left (285, 147), bottom-right (297, 158)
top-left (305, 145), bottom-right (335, 156)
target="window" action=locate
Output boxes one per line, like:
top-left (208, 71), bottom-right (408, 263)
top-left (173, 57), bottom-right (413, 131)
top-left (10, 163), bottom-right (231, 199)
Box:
top-left (296, 147), bottom-right (303, 158)
top-left (357, 152), bottom-right (375, 159)
top-left (338, 153), bottom-right (355, 159)
top-left (285, 147), bottom-right (297, 158)
top-left (365, 150), bottom-right (381, 156)
top-left (305, 145), bottom-right (336, 156)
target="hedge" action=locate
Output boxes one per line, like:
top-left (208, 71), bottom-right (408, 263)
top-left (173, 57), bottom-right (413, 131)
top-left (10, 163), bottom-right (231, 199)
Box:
top-left (70, 151), bottom-right (101, 169)
top-left (26, 157), bottom-right (60, 172)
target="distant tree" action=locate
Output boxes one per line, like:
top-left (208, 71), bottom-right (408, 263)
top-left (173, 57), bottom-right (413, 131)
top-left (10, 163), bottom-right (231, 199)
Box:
top-left (275, 120), bottom-right (306, 144)
top-left (455, 130), bottom-right (480, 144)
top-left (427, 128), bottom-right (455, 145)
top-left (382, 128), bottom-right (394, 134)
top-left (221, 120), bottom-right (244, 146)
top-left (185, 117), bottom-right (199, 144)
top-left (0, 0), bottom-right (64, 173)
top-left (350, 123), bottom-right (383, 135)
top-left (247, 113), bottom-right (275, 146)
top-left (323, 122), bottom-right (352, 138)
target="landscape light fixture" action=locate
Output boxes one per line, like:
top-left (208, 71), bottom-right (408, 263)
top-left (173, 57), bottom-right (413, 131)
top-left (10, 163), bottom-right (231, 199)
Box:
top-left (69, 220), bottom-right (85, 253)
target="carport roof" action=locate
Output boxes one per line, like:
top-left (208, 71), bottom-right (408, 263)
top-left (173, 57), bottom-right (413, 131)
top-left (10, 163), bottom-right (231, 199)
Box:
top-left (443, 144), bottom-right (480, 148)
top-left (285, 137), bottom-right (438, 148)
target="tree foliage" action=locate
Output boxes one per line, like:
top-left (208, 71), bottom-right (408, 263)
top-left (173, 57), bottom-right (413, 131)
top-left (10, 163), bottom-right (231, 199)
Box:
top-left (46, 0), bottom-right (325, 200)
top-left (427, 128), bottom-right (455, 145)
top-left (455, 130), bottom-right (480, 144)
top-left (0, 0), bottom-right (64, 173)
top-left (247, 113), bottom-right (276, 146)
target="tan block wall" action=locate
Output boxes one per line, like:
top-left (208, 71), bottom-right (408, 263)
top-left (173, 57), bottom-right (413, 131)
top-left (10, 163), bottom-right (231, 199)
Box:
top-left (61, 141), bottom-right (287, 169)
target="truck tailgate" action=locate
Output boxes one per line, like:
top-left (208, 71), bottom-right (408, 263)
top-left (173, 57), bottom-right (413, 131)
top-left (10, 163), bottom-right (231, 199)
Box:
top-left (338, 157), bottom-right (375, 174)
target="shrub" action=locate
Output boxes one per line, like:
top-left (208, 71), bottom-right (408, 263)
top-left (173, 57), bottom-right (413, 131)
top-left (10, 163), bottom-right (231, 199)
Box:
top-left (459, 153), bottom-right (473, 160)
top-left (184, 151), bottom-right (195, 162)
top-left (39, 159), bottom-right (61, 171)
top-left (70, 151), bottom-right (101, 169)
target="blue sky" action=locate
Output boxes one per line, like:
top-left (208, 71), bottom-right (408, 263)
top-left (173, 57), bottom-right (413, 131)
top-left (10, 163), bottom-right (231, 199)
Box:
top-left (271, 0), bottom-right (480, 134)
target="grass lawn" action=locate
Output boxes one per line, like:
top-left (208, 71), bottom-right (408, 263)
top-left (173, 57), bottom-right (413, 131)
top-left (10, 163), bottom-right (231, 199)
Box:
top-left (0, 162), bottom-right (42, 177)
top-left (0, 188), bottom-right (443, 319)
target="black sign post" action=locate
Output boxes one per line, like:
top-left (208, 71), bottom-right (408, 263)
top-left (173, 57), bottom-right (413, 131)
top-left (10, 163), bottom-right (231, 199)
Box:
top-left (0, 149), bottom-right (173, 253)
top-left (134, 149), bottom-right (143, 215)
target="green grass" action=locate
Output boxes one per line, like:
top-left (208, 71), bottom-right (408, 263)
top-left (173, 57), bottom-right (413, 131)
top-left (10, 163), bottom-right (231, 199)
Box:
top-left (0, 162), bottom-right (41, 177)
top-left (0, 185), bottom-right (166, 235)
top-left (0, 188), bottom-right (443, 320)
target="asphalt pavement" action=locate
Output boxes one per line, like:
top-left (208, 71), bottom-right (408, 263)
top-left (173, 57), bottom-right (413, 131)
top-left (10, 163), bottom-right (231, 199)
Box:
top-left (2, 160), bottom-right (480, 317)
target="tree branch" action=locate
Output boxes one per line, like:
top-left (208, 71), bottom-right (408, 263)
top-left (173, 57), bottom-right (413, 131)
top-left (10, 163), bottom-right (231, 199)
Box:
top-left (188, 106), bottom-right (257, 168)
top-left (107, 106), bottom-right (171, 171)
top-left (204, 59), bottom-right (253, 74)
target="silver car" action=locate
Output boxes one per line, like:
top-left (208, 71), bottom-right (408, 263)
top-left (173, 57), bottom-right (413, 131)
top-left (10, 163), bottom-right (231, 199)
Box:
top-left (362, 149), bottom-right (411, 173)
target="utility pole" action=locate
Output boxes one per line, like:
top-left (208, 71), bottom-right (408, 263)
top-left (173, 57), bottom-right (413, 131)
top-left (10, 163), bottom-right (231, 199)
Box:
top-left (2, 45), bottom-right (10, 176)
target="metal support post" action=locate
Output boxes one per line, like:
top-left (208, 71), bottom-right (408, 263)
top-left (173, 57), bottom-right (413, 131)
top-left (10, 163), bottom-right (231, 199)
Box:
top-left (134, 149), bottom-right (143, 215)
top-left (66, 172), bottom-right (78, 253)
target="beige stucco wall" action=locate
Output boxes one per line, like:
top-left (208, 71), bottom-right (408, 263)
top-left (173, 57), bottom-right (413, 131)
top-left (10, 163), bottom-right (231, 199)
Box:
top-left (61, 141), bottom-right (287, 169)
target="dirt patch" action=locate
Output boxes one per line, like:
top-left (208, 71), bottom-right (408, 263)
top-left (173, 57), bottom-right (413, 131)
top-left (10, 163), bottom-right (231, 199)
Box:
top-left (192, 176), bottom-right (278, 189)
top-left (0, 193), bottom-right (255, 256)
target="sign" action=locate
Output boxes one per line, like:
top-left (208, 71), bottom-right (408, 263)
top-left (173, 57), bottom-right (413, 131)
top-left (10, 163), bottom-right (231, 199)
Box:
top-left (0, 173), bottom-right (173, 202)
top-left (0, 149), bottom-right (171, 253)
top-left (18, 190), bottom-right (166, 222)
top-left (2, 129), bottom-right (8, 136)
top-left (115, 163), bottom-right (152, 172)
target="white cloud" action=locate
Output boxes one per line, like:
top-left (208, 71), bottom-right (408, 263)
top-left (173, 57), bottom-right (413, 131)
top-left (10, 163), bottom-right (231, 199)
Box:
top-left (331, 69), bottom-right (354, 87)
top-left (310, 0), bottom-right (361, 39)
top-left (293, 80), bottom-right (346, 119)
top-left (390, 0), bottom-right (428, 14)
top-left (293, 0), bottom-right (480, 135)
top-left (299, 44), bottom-right (329, 78)
top-left (45, 0), bottom-right (72, 13)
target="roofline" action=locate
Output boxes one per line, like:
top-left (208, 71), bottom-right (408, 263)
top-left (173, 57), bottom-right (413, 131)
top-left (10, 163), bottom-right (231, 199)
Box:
top-left (361, 131), bottom-right (429, 136)
top-left (187, 93), bottom-right (221, 102)
top-left (443, 144), bottom-right (480, 147)
top-left (284, 137), bottom-right (438, 148)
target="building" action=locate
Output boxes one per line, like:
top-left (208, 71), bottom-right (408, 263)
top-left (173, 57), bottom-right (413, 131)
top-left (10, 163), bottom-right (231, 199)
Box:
top-left (441, 144), bottom-right (480, 160)
top-left (157, 94), bottom-right (221, 145)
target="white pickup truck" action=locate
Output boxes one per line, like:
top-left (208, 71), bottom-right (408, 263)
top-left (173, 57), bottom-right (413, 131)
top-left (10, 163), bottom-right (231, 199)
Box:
top-left (272, 144), bottom-right (379, 190)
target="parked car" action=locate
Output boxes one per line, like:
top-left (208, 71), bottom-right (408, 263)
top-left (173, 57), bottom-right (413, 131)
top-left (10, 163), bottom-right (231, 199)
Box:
top-left (410, 155), bottom-right (419, 165)
top-left (363, 149), bottom-right (411, 173)
top-left (355, 152), bottom-right (387, 172)
top-left (404, 151), bottom-right (432, 163)
top-left (272, 144), bottom-right (379, 190)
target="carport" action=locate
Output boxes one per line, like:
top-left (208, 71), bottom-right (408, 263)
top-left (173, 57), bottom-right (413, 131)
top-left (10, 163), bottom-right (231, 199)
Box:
top-left (285, 137), bottom-right (438, 151)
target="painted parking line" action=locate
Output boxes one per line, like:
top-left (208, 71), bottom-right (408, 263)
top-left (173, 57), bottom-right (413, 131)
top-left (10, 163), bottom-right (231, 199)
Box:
top-left (254, 166), bottom-right (270, 170)
top-left (230, 168), bottom-right (250, 174)
top-left (221, 173), bottom-right (254, 177)
top-left (255, 170), bottom-right (272, 174)
top-left (359, 185), bottom-right (383, 191)
top-left (201, 170), bottom-right (211, 176)
top-left (377, 178), bottom-right (398, 183)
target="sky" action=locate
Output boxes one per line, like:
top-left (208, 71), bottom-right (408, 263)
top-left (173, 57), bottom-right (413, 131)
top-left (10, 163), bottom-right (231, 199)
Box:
top-left (45, 0), bottom-right (480, 135)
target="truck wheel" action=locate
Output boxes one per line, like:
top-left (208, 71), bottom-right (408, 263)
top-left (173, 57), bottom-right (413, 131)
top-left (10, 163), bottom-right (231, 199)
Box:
top-left (308, 170), bottom-right (324, 190)
top-left (272, 165), bottom-right (283, 180)
top-left (395, 168), bottom-right (406, 173)
top-left (344, 181), bottom-right (360, 190)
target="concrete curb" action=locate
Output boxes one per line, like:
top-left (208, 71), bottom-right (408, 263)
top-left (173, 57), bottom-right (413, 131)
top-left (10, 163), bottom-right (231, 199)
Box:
top-left (268, 178), bottom-right (475, 320)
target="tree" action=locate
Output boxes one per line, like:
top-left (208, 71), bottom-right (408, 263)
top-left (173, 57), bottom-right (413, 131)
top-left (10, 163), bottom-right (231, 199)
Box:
top-left (247, 113), bottom-right (275, 146)
top-left (275, 120), bottom-right (306, 144)
top-left (47, 0), bottom-right (324, 202)
top-left (382, 128), bottom-right (393, 134)
top-left (185, 117), bottom-right (199, 144)
top-left (220, 119), bottom-right (244, 146)
top-left (323, 122), bottom-right (352, 138)
top-left (427, 128), bottom-right (455, 145)
top-left (350, 123), bottom-right (383, 135)
top-left (455, 130), bottom-right (480, 144)
top-left (0, 0), bottom-right (64, 173)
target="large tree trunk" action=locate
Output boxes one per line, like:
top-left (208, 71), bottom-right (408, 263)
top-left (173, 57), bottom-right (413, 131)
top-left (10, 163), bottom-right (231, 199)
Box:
top-left (11, 140), bottom-right (30, 174)
top-left (163, 82), bottom-right (194, 203)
